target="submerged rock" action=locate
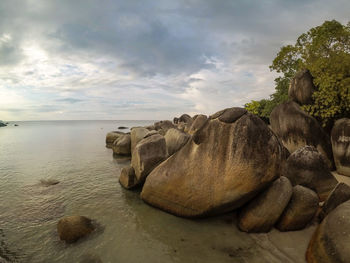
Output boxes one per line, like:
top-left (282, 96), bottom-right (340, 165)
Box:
top-left (238, 176), bottom-right (293, 233)
top-left (270, 101), bottom-right (333, 168)
top-left (319, 182), bottom-right (350, 221)
top-left (40, 179), bottom-right (60, 186)
top-left (284, 145), bottom-right (337, 201)
top-left (331, 118), bottom-right (350, 176)
top-left (141, 110), bottom-right (284, 217)
top-left (289, 69), bottom-right (315, 105)
top-left (306, 200), bottom-right (350, 263)
top-left (57, 215), bottom-right (95, 243)
top-left (131, 134), bottom-right (167, 183)
top-left (276, 185), bottom-right (318, 231)
top-left (118, 126), bottom-right (128, 130)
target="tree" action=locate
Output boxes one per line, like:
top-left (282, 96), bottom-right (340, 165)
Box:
top-left (246, 20), bottom-right (350, 127)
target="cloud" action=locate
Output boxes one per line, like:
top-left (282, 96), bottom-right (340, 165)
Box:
top-left (0, 0), bottom-right (349, 120)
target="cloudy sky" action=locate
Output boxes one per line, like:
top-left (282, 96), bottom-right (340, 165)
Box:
top-left (0, 0), bottom-right (348, 120)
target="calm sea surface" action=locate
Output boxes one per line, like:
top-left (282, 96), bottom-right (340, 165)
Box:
top-left (0, 121), bottom-right (313, 263)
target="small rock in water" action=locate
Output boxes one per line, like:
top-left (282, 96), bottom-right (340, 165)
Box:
top-left (40, 179), bottom-right (60, 186)
top-left (118, 126), bottom-right (128, 130)
top-left (14, 124), bottom-right (18, 126)
top-left (57, 215), bottom-right (95, 243)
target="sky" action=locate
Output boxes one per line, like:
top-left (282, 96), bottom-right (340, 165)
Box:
top-left (0, 0), bottom-right (349, 120)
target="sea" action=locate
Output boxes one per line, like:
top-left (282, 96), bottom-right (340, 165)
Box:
top-left (0, 120), bottom-right (313, 263)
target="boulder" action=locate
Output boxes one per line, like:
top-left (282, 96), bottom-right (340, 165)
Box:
top-left (289, 69), bottom-right (315, 105)
top-left (187, 114), bottom-right (208, 135)
top-left (154, 120), bottom-right (176, 136)
top-left (306, 200), bottom-right (350, 263)
top-left (210, 107), bottom-right (247, 123)
top-left (131, 134), bottom-right (167, 183)
top-left (112, 134), bottom-right (131, 156)
top-left (57, 216), bottom-right (95, 243)
top-left (130, 127), bottom-right (149, 153)
top-left (178, 114), bottom-right (193, 124)
top-left (270, 101), bottom-right (333, 168)
top-left (319, 182), bottom-right (350, 221)
top-left (164, 128), bottom-right (190, 156)
top-left (331, 118), bottom-right (350, 176)
top-left (119, 166), bottom-right (139, 189)
top-left (0, 122), bottom-right (6, 127)
top-left (284, 146), bottom-right (337, 201)
top-left (105, 131), bottom-right (125, 148)
top-left (141, 111), bottom-right (285, 218)
top-left (276, 185), bottom-right (319, 231)
top-left (238, 176), bottom-right (293, 233)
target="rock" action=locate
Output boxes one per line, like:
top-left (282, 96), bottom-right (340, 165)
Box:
top-left (14, 124), bottom-right (18, 126)
top-left (210, 107), bottom-right (247, 123)
top-left (0, 122), bottom-right (6, 127)
top-left (144, 130), bottom-right (158, 138)
top-left (164, 128), bottom-right (190, 156)
top-left (112, 134), bottom-right (131, 156)
top-left (118, 126), bottom-right (128, 130)
top-left (79, 253), bottom-right (103, 263)
top-left (144, 125), bottom-right (156, 131)
top-left (57, 215), bottom-right (95, 243)
top-left (106, 131), bottom-right (125, 148)
top-left (119, 166), bottom-right (139, 189)
top-left (173, 117), bottom-right (179, 124)
top-left (130, 127), bottom-right (150, 153)
top-left (331, 118), bottom-right (350, 176)
top-left (238, 176), bottom-right (293, 233)
top-left (187, 114), bottom-right (208, 135)
top-left (306, 200), bottom-right (350, 263)
top-left (131, 134), bottom-right (167, 183)
top-left (276, 185), bottom-right (318, 231)
top-left (284, 145), bottom-right (337, 201)
top-left (154, 120), bottom-right (176, 136)
top-left (179, 114), bottom-right (193, 124)
top-left (141, 112), bottom-right (284, 218)
top-left (289, 69), bottom-right (315, 105)
top-left (270, 101), bottom-right (333, 168)
top-left (319, 182), bottom-right (350, 221)
top-left (40, 179), bottom-right (60, 186)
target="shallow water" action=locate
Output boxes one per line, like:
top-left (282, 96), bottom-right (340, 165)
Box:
top-left (0, 121), bottom-right (313, 263)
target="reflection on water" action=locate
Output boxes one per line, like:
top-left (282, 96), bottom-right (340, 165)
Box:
top-left (0, 121), bottom-right (313, 263)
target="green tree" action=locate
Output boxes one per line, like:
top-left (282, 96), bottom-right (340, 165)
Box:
top-left (246, 20), bottom-right (350, 127)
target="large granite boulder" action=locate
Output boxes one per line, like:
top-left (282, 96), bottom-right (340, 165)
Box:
top-left (270, 101), bottom-right (333, 168)
top-left (210, 107), bottom-right (247, 123)
top-left (130, 127), bottom-right (149, 153)
top-left (238, 176), bottom-right (293, 233)
top-left (319, 182), bottom-right (350, 221)
top-left (105, 131), bottom-right (125, 148)
top-left (276, 185), bottom-right (319, 231)
top-left (306, 200), bottom-right (350, 263)
top-left (187, 114), bottom-right (208, 135)
top-left (164, 128), bottom-right (190, 156)
top-left (119, 166), bottom-right (139, 189)
top-left (141, 109), bottom-right (285, 218)
top-left (57, 216), bottom-right (95, 243)
top-left (112, 134), bottom-right (131, 156)
top-left (289, 69), bottom-right (315, 105)
top-left (331, 118), bottom-right (350, 176)
top-left (178, 114), bottom-right (193, 124)
top-left (154, 120), bottom-right (176, 136)
top-left (284, 146), bottom-right (337, 201)
top-left (131, 134), bottom-right (167, 183)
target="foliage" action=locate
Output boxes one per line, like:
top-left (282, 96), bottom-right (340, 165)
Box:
top-left (245, 20), bottom-right (350, 127)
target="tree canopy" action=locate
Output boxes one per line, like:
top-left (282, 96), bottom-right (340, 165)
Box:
top-left (245, 20), bottom-right (350, 127)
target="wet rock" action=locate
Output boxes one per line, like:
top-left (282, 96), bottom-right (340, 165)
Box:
top-left (131, 134), bottom-right (167, 183)
top-left (105, 131), bottom-right (125, 148)
top-left (112, 134), bottom-right (131, 156)
top-left (79, 253), bottom-right (103, 263)
top-left (118, 126), bottom-right (128, 130)
top-left (119, 166), bottom-right (139, 189)
top-left (270, 101), bottom-right (333, 168)
top-left (306, 200), bottom-right (350, 263)
top-left (141, 113), bottom-right (284, 217)
top-left (319, 182), bottom-right (350, 221)
top-left (284, 145), bottom-right (337, 201)
top-left (289, 69), bottom-right (315, 105)
top-left (188, 114), bottom-right (208, 135)
top-left (57, 215), bottom-right (95, 243)
top-left (211, 107), bottom-right (247, 123)
top-left (276, 185), bottom-right (318, 231)
top-left (130, 127), bottom-right (149, 153)
top-left (154, 120), bottom-right (176, 135)
top-left (331, 118), bottom-right (350, 176)
top-left (238, 176), bottom-right (293, 233)
top-left (164, 128), bottom-right (190, 156)
top-left (40, 179), bottom-right (60, 186)
top-left (0, 122), bottom-right (6, 127)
